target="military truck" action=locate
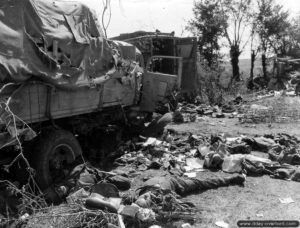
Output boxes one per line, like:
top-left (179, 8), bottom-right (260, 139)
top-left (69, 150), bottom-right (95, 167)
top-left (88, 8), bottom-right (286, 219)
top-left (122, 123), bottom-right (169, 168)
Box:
top-left (0, 0), bottom-right (182, 190)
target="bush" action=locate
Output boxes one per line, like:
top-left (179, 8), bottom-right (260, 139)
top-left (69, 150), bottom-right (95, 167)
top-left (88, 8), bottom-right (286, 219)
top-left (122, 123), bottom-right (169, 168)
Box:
top-left (195, 57), bottom-right (227, 105)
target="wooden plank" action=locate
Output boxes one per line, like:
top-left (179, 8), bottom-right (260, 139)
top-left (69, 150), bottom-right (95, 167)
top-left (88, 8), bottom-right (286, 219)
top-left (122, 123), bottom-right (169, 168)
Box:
top-left (7, 77), bottom-right (137, 124)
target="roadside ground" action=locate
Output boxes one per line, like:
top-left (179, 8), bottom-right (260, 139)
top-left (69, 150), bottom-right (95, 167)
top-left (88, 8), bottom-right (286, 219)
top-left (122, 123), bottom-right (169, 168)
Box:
top-left (167, 118), bottom-right (300, 227)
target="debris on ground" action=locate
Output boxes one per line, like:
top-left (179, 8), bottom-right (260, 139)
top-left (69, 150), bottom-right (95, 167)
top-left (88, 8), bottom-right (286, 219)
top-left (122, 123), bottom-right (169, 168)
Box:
top-left (2, 122), bottom-right (300, 227)
top-left (1, 0), bottom-right (300, 226)
top-left (215, 220), bottom-right (230, 228)
top-left (1, 85), bottom-right (300, 227)
top-left (279, 197), bottom-right (295, 204)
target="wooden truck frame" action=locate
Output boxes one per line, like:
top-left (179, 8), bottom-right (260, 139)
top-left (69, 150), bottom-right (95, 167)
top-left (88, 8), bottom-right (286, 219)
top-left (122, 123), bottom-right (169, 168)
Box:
top-left (0, 0), bottom-right (182, 193)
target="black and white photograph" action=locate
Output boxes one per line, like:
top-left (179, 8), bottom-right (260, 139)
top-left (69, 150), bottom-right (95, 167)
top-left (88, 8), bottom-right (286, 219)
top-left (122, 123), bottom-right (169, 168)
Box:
top-left (0, 0), bottom-right (300, 227)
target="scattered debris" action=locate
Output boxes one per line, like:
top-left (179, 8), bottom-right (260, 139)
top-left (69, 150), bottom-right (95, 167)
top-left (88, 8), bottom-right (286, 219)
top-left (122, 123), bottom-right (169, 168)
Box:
top-left (256, 213), bottom-right (264, 217)
top-left (215, 220), bottom-right (229, 228)
top-left (185, 157), bottom-right (204, 170)
top-left (2, 120), bottom-right (300, 227)
top-left (182, 223), bottom-right (193, 228)
top-left (184, 172), bottom-right (197, 178)
top-left (279, 197), bottom-right (295, 204)
top-left (0, 0), bottom-right (300, 227)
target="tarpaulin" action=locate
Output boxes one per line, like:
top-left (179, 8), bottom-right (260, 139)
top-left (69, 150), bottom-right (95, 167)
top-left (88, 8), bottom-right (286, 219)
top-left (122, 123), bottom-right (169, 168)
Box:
top-left (0, 0), bottom-right (113, 87)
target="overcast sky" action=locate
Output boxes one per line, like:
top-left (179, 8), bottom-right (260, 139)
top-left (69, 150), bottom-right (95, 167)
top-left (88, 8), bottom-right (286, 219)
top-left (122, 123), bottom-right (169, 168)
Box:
top-left (74, 0), bottom-right (300, 58)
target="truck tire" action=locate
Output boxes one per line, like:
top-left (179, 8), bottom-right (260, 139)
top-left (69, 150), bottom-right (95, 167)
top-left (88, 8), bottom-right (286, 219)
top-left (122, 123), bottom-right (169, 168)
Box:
top-left (31, 129), bottom-right (82, 190)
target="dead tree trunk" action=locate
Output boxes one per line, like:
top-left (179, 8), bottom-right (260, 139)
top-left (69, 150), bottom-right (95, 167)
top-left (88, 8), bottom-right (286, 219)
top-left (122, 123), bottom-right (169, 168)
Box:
top-left (262, 52), bottom-right (267, 80)
top-left (250, 50), bottom-right (256, 81)
top-left (230, 44), bottom-right (241, 82)
top-left (247, 50), bottom-right (257, 90)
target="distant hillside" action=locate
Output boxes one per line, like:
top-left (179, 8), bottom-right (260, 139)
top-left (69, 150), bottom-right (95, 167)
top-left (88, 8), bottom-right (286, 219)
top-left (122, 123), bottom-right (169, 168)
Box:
top-left (222, 58), bottom-right (263, 79)
top-left (219, 58), bottom-right (264, 88)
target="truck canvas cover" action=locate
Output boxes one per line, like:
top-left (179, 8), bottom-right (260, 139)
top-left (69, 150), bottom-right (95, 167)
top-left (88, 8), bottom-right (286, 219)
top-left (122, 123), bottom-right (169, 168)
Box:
top-left (0, 0), bottom-right (113, 87)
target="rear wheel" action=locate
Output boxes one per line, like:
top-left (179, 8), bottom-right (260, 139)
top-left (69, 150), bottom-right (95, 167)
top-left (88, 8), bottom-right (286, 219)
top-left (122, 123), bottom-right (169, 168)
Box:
top-left (31, 129), bottom-right (82, 190)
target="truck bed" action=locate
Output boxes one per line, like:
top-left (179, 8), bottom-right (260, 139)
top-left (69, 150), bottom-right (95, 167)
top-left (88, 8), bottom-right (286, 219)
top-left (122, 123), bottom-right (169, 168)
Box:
top-left (1, 78), bottom-right (139, 124)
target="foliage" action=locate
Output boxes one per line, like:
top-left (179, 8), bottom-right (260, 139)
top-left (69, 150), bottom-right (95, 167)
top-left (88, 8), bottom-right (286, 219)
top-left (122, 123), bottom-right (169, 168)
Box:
top-left (250, 0), bottom-right (290, 80)
top-left (220, 0), bottom-right (253, 82)
top-left (221, 0), bottom-right (253, 48)
top-left (255, 0), bottom-right (290, 56)
top-left (189, 0), bottom-right (300, 87)
top-left (196, 55), bottom-right (226, 105)
top-left (189, 0), bottom-right (254, 83)
top-left (188, 0), bottom-right (226, 67)
top-left (287, 15), bottom-right (300, 57)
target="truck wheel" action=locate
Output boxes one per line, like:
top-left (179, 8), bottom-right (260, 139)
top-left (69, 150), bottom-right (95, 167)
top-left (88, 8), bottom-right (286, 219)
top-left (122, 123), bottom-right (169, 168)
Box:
top-left (31, 129), bottom-right (82, 190)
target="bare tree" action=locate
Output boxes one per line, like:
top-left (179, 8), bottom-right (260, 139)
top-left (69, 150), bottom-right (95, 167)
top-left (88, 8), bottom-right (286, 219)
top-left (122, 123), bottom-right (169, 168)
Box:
top-left (220, 0), bottom-right (253, 82)
top-left (249, 23), bottom-right (260, 84)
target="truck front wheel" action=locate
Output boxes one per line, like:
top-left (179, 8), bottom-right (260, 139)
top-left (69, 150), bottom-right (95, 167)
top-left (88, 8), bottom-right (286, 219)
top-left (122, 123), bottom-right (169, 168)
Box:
top-left (31, 129), bottom-right (82, 191)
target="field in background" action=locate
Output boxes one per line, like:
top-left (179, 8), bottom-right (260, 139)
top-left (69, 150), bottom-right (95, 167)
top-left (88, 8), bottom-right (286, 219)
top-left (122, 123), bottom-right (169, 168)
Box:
top-left (219, 58), bottom-right (263, 88)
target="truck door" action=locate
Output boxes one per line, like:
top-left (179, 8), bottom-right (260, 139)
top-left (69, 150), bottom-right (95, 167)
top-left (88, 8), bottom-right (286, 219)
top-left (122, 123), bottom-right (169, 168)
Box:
top-left (140, 55), bottom-right (182, 112)
top-left (176, 37), bottom-right (197, 92)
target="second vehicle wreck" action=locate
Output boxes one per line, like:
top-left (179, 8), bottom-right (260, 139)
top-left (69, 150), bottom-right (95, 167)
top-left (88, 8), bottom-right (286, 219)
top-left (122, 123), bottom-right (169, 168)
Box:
top-left (112, 30), bottom-right (198, 94)
top-left (0, 0), bottom-right (182, 195)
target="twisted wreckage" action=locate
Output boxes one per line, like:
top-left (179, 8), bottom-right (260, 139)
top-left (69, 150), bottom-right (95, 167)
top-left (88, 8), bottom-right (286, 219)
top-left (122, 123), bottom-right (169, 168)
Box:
top-left (0, 0), bottom-right (187, 191)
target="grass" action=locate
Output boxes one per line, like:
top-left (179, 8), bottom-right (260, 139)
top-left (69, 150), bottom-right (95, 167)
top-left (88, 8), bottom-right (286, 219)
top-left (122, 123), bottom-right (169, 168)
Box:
top-left (219, 58), bottom-right (273, 88)
top-left (242, 95), bottom-right (300, 123)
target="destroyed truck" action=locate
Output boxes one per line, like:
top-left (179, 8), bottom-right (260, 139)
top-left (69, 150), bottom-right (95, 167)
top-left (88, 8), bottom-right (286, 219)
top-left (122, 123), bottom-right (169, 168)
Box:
top-left (0, 0), bottom-right (182, 192)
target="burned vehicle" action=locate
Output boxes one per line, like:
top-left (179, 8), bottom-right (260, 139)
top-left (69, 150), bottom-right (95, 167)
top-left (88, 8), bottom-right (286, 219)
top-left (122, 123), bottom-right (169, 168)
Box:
top-left (0, 0), bottom-right (182, 193)
top-left (112, 31), bottom-right (198, 94)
